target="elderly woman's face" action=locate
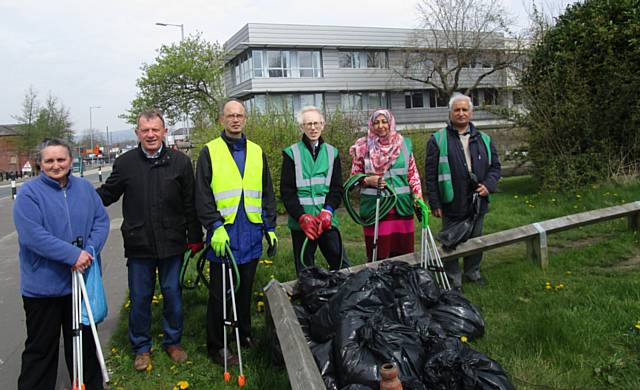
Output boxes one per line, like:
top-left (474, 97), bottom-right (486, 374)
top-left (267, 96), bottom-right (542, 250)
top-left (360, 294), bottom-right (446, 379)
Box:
top-left (372, 114), bottom-right (390, 137)
top-left (40, 145), bottom-right (71, 183)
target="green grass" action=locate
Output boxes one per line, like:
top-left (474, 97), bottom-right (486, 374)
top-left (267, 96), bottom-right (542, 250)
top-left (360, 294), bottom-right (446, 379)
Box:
top-left (106, 176), bottom-right (640, 389)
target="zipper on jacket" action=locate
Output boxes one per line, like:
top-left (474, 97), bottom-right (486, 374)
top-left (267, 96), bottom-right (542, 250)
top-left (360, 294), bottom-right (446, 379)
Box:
top-left (63, 188), bottom-right (75, 245)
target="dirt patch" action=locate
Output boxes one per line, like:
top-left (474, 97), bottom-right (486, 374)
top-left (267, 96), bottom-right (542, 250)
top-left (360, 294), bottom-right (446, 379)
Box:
top-left (605, 255), bottom-right (640, 271)
top-left (549, 235), bottom-right (610, 254)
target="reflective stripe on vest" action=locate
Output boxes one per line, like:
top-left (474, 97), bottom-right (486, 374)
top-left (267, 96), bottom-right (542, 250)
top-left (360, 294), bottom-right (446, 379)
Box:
top-left (207, 137), bottom-right (263, 225)
top-left (284, 141), bottom-right (339, 230)
top-left (359, 138), bottom-right (414, 217)
top-left (434, 128), bottom-right (492, 204)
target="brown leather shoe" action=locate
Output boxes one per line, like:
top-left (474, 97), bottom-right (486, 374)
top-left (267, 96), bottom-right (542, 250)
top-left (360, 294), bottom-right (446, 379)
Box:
top-left (166, 344), bottom-right (188, 363)
top-left (210, 348), bottom-right (239, 366)
top-left (133, 352), bottom-right (151, 372)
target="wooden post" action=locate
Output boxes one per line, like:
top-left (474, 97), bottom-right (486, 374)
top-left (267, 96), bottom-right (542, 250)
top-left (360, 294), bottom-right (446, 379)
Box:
top-left (527, 223), bottom-right (549, 269)
top-left (263, 280), bottom-right (325, 390)
top-left (628, 203), bottom-right (640, 231)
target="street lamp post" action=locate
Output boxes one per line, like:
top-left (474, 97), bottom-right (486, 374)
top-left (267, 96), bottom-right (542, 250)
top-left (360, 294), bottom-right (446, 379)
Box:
top-left (89, 105), bottom-right (102, 156)
top-left (155, 22), bottom-right (184, 41)
top-left (155, 21), bottom-right (189, 144)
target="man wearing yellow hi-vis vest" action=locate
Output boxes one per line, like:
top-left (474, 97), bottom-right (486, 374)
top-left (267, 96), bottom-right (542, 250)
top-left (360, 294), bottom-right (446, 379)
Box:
top-left (195, 99), bottom-right (277, 367)
top-left (425, 93), bottom-right (501, 291)
top-left (281, 106), bottom-right (350, 275)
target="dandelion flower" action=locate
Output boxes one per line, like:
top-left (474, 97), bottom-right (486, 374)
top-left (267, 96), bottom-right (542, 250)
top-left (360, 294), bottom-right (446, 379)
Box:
top-left (176, 380), bottom-right (189, 389)
top-left (460, 336), bottom-right (468, 343)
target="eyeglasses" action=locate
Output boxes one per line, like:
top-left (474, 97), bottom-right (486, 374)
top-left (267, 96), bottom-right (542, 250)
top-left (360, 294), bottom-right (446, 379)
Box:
top-left (226, 113), bottom-right (245, 120)
top-left (302, 121), bottom-right (323, 129)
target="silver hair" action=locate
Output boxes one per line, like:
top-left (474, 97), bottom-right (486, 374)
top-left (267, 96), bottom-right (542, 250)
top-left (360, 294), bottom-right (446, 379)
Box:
top-left (36, 138), bottom-right (73, 162)
top-left (448, 93), bottom-right (473, 112)
top-left (137, 109), bottom-right (166, 128)
top-left (296, 106), bottom-right (324, 126)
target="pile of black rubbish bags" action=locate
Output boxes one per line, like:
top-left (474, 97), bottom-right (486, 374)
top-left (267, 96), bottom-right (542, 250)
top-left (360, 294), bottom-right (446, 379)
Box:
top-left (291, 261), bottom-right (514, 390)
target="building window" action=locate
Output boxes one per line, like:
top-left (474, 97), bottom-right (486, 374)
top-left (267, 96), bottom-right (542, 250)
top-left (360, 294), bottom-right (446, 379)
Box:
top-left (512, 90), bottom-right (523, 105)
top-left (341, 92), bottom-right (387, 111)
top-left (341, 93), bottom-right (363, 111)
top-left (297, 51), bottom-right (322, 78)
top-left (428, 91), bottom-right (448, 108)
top-left (338, 50), bottom-right (388, 69)
top-left (267, 50), bottom-right (289, 78)
top-left (249, 49), bottom-right (322, 79)
top-left (245, 93), bottom-right (324, 116)
top-left (253, 51), bottom-right (264, 78)
top-left (233, 52), bottom-right (252, 84)
top-left (405, 91), bottom-right (424, 109)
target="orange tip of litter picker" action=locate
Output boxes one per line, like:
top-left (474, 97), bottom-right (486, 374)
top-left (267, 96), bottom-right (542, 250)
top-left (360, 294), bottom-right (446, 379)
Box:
top-left (238, 375), bottom-right (246, 387)
top-left (224, 371), bottom-right (231, 382)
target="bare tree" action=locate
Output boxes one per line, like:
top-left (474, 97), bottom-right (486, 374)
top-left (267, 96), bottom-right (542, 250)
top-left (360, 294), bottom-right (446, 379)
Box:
top-left (399, 0), bottom-right (527, 101)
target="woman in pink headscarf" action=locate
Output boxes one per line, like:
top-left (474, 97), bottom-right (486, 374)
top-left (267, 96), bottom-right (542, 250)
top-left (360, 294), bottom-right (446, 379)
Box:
top-left (349, 109), bottom-right (424, 261)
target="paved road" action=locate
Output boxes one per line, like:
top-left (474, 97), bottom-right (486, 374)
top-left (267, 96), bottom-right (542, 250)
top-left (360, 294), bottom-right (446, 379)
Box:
top-left (0, 174), bottom-right (128, 389)
top-left (0, 165), bottom-right (112, 199)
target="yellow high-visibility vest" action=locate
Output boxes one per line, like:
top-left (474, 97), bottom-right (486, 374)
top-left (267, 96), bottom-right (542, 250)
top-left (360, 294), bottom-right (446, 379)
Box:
top-left (207, 137), bottom-right (263, 225)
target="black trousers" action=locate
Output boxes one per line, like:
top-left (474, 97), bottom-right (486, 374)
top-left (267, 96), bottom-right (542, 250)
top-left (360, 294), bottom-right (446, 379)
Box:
top-left (291, 228), bottom-right (350, 275)
top-left (18, 295), bottom-right (103, 390)
top-left (206, 259), bottom-right (258, 355)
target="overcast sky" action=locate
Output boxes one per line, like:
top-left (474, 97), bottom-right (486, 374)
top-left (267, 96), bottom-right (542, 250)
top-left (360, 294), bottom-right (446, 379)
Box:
top-left (1, 0), bottom-right (546, 135)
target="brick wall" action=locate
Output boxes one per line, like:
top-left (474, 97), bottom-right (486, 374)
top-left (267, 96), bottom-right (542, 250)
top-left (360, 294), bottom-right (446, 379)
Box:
top-left (0, 135), bottom-right (31, 173)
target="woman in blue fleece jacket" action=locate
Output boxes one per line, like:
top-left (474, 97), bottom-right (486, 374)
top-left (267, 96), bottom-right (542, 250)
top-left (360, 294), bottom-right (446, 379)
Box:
top-left (13, 138), bottom-right (110, 390)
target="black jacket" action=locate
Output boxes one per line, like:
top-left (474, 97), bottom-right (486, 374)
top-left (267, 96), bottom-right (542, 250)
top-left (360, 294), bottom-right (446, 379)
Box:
top-left (425, 123), bottom-right (501, 218)
top-left (97, 144), bottom-right (202, 259)
top-left (280, 135), bottom-right (343, 220)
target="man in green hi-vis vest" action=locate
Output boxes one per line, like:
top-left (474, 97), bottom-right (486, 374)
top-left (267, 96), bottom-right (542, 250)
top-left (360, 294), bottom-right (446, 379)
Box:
top-left (425, 93), bottom-right (501, 290)
top-left (281, 106), bottom-right (349, 275)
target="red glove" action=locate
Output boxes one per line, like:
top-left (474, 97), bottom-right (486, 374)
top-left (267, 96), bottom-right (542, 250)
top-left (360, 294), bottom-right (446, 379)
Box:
top-left (186, 242), bottom-right (204, 254)
top-left (317, 209), bottom-right (332, 235)
top-left (298, 214), bottom-right (319, 240)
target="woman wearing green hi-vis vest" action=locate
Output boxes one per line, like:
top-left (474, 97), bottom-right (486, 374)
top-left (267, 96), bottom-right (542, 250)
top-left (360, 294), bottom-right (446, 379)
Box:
top-left (349, 109), bottom-right (424, 261)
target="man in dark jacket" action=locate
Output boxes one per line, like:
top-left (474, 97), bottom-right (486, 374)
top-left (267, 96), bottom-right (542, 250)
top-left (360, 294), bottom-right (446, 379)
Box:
top-left (425, 94), bottom-right (501, 289)
top-left (195, 99), bottom-right (277, 366)
top-left (97, 109), bottom-right (202, 371)
top-left (281, 106), bottom-right (349, 274)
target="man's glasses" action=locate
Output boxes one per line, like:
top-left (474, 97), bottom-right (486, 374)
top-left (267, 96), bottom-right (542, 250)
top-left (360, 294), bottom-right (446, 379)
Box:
top-left (226, 113), bottom-right (245, 120)
top-left (302, 121), bottom-right (323, 129)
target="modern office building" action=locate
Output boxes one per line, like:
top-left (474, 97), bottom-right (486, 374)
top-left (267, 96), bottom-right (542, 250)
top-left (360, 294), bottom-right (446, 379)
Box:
top-left (223, 23), bottom-right (519, 128)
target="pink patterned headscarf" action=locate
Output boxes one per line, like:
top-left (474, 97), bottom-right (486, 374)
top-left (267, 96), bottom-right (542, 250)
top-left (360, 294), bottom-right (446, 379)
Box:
top-left (349, 109), bottom-right (404, 175)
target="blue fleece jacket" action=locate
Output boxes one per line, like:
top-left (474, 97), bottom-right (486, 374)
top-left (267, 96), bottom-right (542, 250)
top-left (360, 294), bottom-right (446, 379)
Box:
top-left (13, 172), bottom-right (110, 297)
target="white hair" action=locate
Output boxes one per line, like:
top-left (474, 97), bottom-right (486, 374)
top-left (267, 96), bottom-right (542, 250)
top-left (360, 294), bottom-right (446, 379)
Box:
top-left (296, 106), bottom-right (324, 126)
top-left (448, 93), bottom-right (473, 112)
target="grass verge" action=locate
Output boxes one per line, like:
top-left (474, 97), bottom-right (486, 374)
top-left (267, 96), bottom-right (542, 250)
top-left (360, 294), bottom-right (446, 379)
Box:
top-left (106, 176), bottom-right (640, 389)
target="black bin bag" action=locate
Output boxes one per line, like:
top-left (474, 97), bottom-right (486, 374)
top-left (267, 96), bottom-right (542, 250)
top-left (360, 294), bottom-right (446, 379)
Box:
top-left (428, 289), bottom-right (485, 340)
top-left (423, 337), bottom-right (514, 390)
top-left (309, 269), bottom-right (394, 342)
top-left (334, 312), bottom-right (427, 389)
top-left (297, 266), bottom-right (348, 314)
top-left (437, 192), bottom-right (481, 250)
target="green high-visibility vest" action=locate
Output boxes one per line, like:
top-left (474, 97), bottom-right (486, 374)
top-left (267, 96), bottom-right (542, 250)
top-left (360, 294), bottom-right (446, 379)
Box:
top-left (283, 141), bottom-right (339, 230)
top-left (207, 137), bottom-right (263, 225)
top-left (360, 138), bottom-right (414, 218)
top-left (433, 128), bottom-right (492, 204)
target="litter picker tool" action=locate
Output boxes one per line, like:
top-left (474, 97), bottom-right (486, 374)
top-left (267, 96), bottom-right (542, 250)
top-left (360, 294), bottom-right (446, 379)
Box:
top-left (221, 244), bottom-right (246, 387)
top-left (371, 177), bottom-right (382, 262)
top-left (71, 236), bottom-right (110, 390)
top-left (416, 200), bottom-right (451, 291)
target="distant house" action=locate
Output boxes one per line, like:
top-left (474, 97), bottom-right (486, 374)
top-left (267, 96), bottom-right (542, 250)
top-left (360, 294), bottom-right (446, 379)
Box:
top-left (223, 23), bottom-right (520, 128)
top-left (0, 124), bottom-right (31, 174)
